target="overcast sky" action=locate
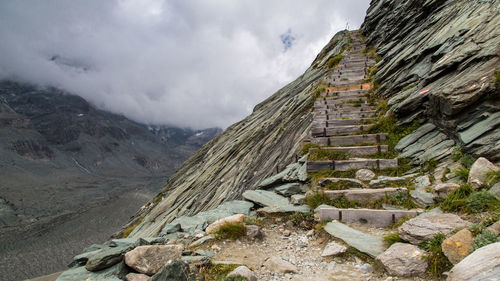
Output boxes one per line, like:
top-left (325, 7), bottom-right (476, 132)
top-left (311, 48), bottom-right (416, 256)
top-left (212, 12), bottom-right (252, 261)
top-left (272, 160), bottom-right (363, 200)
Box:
top-left (0, 0), bottom-right (370, 129)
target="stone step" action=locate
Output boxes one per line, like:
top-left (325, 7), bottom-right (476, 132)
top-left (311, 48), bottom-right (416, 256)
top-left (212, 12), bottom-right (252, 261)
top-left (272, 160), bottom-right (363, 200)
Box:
top-left (321, 89), bottom-right (369, 97)
top-left (311, 125), bottom-right (373, 137)
top-left (312, 133), bottom-right (387, 146)
top-left (314, 97), bottom-right (369, 105)
top-left (308, 145), bottom-right (389, 156)
top-left (313, 104), bottom-right (375, 112)
top-left (323, 221), bottom-right (385, 257)
top-left (319, 208), bottom-right (422, 228)
top-left (323, 188), bottom-right (408, 203)
top-left (313, 111), bottom-right (377, 120)
top-left (332, 68), bottom-right (366, 74)
top-left (306, 158), bottom-right (398, 172)
top-left (312, 118), bottom-right (376, 126)
top-left (327, 83), bottom-right (372, 92)
top-left (334, 79), bottom-right (366, 86)
top-left (317, 94), bottom-right (367, 101)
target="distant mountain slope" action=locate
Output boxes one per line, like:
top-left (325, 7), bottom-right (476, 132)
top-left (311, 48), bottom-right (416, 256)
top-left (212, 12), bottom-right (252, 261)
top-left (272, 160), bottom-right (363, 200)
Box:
top-left (0, 80), bottom-right (221, 279)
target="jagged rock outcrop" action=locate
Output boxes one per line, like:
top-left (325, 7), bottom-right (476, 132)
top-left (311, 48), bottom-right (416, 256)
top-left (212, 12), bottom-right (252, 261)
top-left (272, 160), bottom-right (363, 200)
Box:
top-left (125, 31), bottom-right (351, 238)
top-left (362, 0), bottom-right (500, 162)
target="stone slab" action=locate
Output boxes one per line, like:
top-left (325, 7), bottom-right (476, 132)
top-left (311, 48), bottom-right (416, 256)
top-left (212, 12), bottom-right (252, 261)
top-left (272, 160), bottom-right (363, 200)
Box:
top-left (324, 188), bottom-right (407, 203)
top-left (324, 221), bottom-right (385, 257)
top-left (319, 208), bottom-right (421, 227)
top-left (311, 134), bottom-right (386, 147)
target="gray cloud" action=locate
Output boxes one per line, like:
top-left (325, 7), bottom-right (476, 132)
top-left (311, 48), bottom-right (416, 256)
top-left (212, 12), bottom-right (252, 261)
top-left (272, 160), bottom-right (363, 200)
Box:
top-left (0, 0), bottom-right (370, 129)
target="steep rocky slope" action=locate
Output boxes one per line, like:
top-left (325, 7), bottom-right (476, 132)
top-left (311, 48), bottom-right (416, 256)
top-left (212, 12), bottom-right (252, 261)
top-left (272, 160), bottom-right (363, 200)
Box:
top-left (0, 81), bottom-right (221, 280)
top-left (124, 32), bottom-right (351, 238)
top-left (361, 0), bottom-right (500, 163)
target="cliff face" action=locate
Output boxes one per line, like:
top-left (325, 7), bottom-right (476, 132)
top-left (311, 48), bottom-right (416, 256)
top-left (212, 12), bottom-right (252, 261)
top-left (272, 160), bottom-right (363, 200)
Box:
top-left (361, 0), bottom-right (500, 162)
top-left (127, 32), bottom-right (351, 237)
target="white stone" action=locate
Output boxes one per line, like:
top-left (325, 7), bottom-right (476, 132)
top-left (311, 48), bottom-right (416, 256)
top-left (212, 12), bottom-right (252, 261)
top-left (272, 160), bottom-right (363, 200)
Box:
top-left (321, 241), bottom-right (347, 257)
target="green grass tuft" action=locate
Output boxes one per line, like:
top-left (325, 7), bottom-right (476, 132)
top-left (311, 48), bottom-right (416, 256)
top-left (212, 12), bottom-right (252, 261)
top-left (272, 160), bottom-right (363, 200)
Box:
top-left (308, 149), bottom-right (350, 161)
top-left (440, 183), bottom-right (474, 213)
top-left (213, 222), bottom-right (247, 240)
top-left (454, 166), bottom-right (470, 182)
top-left (467, 191), bottom-right (500, 213)
top-left (472, 229), bottom-right (500, 251)
top-left (358, 115), bottom-right (421, 151)
top-left (495, 69), bottom-right (500, 89)
top-left (419, 234), bottom-right (453, 277)
top-left (288, 211), bottom-right (314, 226)
top-left (308, 170), bottom-right (356, 186)
top-left (486, 170), bottom-right (500, 187)
top-left (244, 216), bottom-right (263, 226)
top-left (383, 232), bottom-right (403, 247)
top-left (420, 158), bottom-right (438, 173)
top-left (327, 54), bottom-right (344, 68)
top-left (441, 184), bottom-right (500, 214)
top-left (300, 143), bottom-right (319, 155)
top-left (305, 191), bottom-right (332, 209)
top-left (401, 83), bottom-right (417, 92)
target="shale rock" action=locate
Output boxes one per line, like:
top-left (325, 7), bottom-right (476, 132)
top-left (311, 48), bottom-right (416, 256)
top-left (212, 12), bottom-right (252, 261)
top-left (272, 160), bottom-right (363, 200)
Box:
top-left (150, 260), bottom-right (202, 281)
top-left (433, 183), bottom-right (460, 199)
top-left (489, 182), bottom-right (500, 200)
top-left (125, 273), bottom-right (150, 281)
top-left (398, 213), bottom-right (469, 244)
top-left (124, 245), bottom-right (183, 275)
top-left (85, 244), bottom-right (131, 271)
top-left (242, 190), bottom-right (289, 207)
top-left (410, 188), bottom-right (435, 208)
top-left (290, 194), bottom-right (306, 205)
top-left (273, 182), bottom-right (303, 196)
top-left (376, 243), bottom-right (427, 277)
top-left (447, 242), bottom-right (500, 281)
top-left (441, 229), bottom-right (474, 265)
top-left (57, 261), bottom-right (128, 281)
top-left (246, 225), bottom-right (263, 240)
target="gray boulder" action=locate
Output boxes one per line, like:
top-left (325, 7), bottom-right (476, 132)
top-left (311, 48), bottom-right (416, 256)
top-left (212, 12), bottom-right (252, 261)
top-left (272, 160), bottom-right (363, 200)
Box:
top-left (57, 261), bottom-right (128, 281)
top-left (246, 225), bottom-right (263, 240)
top-left (151, 260), bottom-right (202, 281)
top-left (468, 157), bottom-right (499, 188)
top-left (398, 213), bottom-right (470, 244)
top-left (412, 175), bottom-right (431, 189)
top-left (124, 245), bottom-right (183, 275)
top-left (274, 182), bottom-right (303, 196)
top-left (410, 188), bottom-right (435, 208)
top-left (376, 243), bottom-right (427, 277)
top-left (433, 183), bottom-right (460, 199)
top-left (290, 194), bottom-right (306, 205)
top-left (447, 242), bottom-right (500, 281)
top-left (263, 256), bottom-right (297, 273)
top-left (227, 265), bottom-right (257, 281)
top-left (355, 169), bottom-right (376, 181)
top-left (242, 190), bottom-right (289, 207)
top-left (321, 241), bottom-right (347, 257)
top-left (489, 182), bottom-right (500, 200)
top-left (324, 221), bottom-right (385, 257)
top-left (160, 223), bottom-right (181, 236)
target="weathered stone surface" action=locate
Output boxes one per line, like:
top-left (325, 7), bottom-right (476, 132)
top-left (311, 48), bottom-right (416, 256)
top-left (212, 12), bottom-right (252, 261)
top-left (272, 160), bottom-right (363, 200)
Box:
top-left (319, 177), bottom-right (364, 188)
top-left (433, 183), bottom-right (460, 199)
top-left (442, 229), bottom-right (474, 265)
top-left (447, 242), bottom-right (500, 281)
top-left (321, 241), bottom-right (347, 257)
top-left (85, 244), bottom-right (131, 271)
top-left (246, 225), bottom-right (263, 240)
top-left (290, 194), bottom-right (306, 205)
top-left (487, 220), bottom-right (500, 235)
top-left (181, 255), bottom-right (210, 265)
top-left (325, 188), bottom-right (407, 203)
top-left (410, 188), bottom-right (435, 208)
top-left (320, 207), bottom-right (421, 228)
top-left (125, 273), bottom-right (150, 281)
top-left (242, 190), bottom-right (289, 207)
top-left (376, 243), bottom-right (427, 277)
top-left (263, 256), bottom-right (298, 273)
top-left (273, 182), bottom-right (303, 197)
top-left (369, 176), bottom-right (407, 188)
top-left (57, 262), bottom-right (127, 281)
top-left (355, 169), bottom-right (376, 181)
top-left (398, 213), bottom-right (470, 244)
top-left (205, 214), bottom-right (246, 234)
top-left (258, 204), bottom-right (310, 214)
top-left (324, 221), bottom-right (385, 257)
top-left (468, 157), bottom-right (499, 188)
top-left (227, 266), bottom-right (257, 281)
top-left (124, 245), bottom-right (183, 275)
top-left (412, 175), bottom-right (431, 189)
top-left (150, 260), bottom-right (202, 281)
top-left (160, 223), bottom-right (181, 236)
top-left (395, 123), bottom-right (436, 151)
top-left (189, 235), bottom-right (214, 248)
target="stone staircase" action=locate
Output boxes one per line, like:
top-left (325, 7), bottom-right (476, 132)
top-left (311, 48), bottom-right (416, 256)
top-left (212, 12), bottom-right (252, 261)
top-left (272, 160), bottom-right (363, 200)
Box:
top-left (306, 32), bottom-right (420, 232)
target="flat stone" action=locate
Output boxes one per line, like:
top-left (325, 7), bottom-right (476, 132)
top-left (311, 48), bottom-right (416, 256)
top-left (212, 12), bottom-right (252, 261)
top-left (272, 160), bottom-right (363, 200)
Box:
top-left (369, 176), bottom-right (407, 188)
top-left (160, 223), bottom-right (181, 236)
top-left (290, 194), bottom-right (306, 205)
top-left (227, 266), bottom-right (257, 281)
top-left (319, 177), bottom-right (364, 188)
top-left (412, 175), bottom-right (431, 189)
top-left (180, 255), bottom-right (210, 265)
top-left (395, 123), bottom-right (436, 151)
top-left (376, 243), bottom-right (427, 277)
top-left (433, 183), bottom-right (460, 199)
top-left (468, 157), bottom-right (499, 188)
top-left (273, 182), bottom-right (303, 197)
top-left (325, 188), bottom-right (407, 203)
top-left (355, 169), bottom-right (376, 181)
top-left (442, 229), bottom-right (474, 265)
top-left (258, 204), bottom-right (311, 214)
top-left (410, 188), bottom-right (435, 208)
top-left (56, 262), bottom-right (127, 281)
top-left (447, 242), bottom-right (500, 281)
top-left (398, 213), bottom-right (470, 244)
top-left (263, 256), bottom-right (297, 273)
top-left (125, 273), bottom-right (150, 281)
top-left (324, 221), bottom-right (385, 257)
top-left (205, 214), bottom-right (246, 234)
top-left (321, 241), bottom-right (347, 257)
top-left (194, 249), bottom-right (215, 258)
top-left (85, 244), bottom-right (131, 271)
top-left (124, 245), bottom-right (183, 275)
top-left (150, 260), bottom-right (202, 281)
top-left (242, 190), bottom-right (289, 207)
top-left (189, 235), bottom-right (214, 248)
top-left (258, 163), bottom-right (298, 188)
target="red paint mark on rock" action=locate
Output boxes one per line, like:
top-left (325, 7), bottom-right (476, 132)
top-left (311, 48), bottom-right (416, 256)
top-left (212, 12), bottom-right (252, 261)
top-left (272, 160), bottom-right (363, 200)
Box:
top-left (419, 88), bottom-right (430, 95)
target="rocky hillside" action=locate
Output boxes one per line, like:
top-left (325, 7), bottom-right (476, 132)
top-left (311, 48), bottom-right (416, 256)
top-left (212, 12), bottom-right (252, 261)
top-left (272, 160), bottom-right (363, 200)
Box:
top-left (0, 81), bottom-right (221, 280)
